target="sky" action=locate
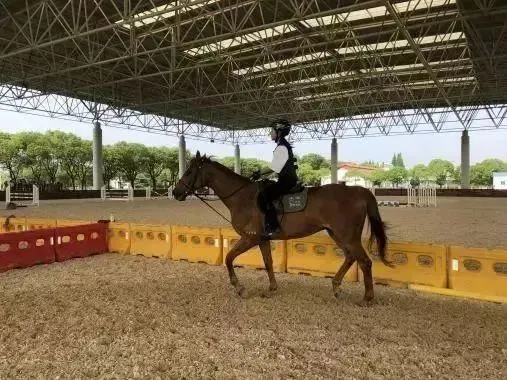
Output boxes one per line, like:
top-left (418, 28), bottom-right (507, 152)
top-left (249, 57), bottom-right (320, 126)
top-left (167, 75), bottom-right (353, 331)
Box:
top-left (1, 109), bottom-right (506, 168)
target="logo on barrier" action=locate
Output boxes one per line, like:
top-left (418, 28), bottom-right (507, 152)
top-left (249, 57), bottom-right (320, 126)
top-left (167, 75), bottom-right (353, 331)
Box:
top-left (313, 245), bottom-right (326, 256)
top-left (493, 262), bottom-right (507, 275)
top-left (463, 259), bottom-right (481, 272)
top-left (417, 255), bottom-right (434, 267)
top-left (191, 236), bottom-right (200, 244)
top-left (295, 243), bottom-right (306, 253)
top-left (392, 252), bottom-right (408, 265)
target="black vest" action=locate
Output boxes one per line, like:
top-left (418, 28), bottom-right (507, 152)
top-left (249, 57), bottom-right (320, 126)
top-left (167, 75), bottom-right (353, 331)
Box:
top-left (276, 138), bottom-right (298, 181)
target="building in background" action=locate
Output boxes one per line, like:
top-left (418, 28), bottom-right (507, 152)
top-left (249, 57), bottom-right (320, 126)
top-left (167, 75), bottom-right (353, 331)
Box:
top-left (493, 172), bottom-right (507, 190)
top-left (321, 163), bottom-right (389, 187)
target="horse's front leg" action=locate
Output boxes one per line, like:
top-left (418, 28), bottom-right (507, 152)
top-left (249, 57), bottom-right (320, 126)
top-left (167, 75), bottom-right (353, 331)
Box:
top-left (225, 236), bottom-right (257, 296)
top-left (258, 239), bottom-right (277, 292)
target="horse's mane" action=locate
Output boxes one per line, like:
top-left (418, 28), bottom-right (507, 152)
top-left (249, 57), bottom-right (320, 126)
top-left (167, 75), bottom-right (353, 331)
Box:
top-left (197, 153), bottom-right (251, 182)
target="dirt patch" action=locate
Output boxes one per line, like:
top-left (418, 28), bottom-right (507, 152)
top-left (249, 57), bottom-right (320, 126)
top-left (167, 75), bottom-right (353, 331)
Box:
top-left (0, 254), bottom-right (505, 379)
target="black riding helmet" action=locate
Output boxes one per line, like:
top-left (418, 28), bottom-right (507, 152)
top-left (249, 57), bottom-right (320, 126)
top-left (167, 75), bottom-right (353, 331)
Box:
top-left (269, 119), bottom-right (291, 137)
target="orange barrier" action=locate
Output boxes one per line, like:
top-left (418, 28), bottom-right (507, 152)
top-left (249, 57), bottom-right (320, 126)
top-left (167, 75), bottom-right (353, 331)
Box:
top-left (25, 218), bottom-right (57, 231)
top-left (107, 223), bottom-right (131, 254)
top-left (221, 228), bottom-right (287, 272)
top-left (0, 216), bottom-right (25, 233)
top-left (130, 224), bottom-right (171, 258)
top-left (448, 245), bottom-right (507, 298)
top-left (0, 228), bottom-right (55, 272)
top-left (172, 226), bottom-right (222, 265)
top-left (286, 234), bottom-right (358, 281)
top-left (55, 223), bottom-right (108, 261)
top-left (362, 241), bottom-right (447, 288)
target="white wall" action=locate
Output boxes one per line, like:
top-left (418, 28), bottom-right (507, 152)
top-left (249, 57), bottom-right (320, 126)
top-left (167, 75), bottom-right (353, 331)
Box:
top-left (321, 167), bottom-right (372, 187)
top-left (493, 172), bottom-right (507, 190)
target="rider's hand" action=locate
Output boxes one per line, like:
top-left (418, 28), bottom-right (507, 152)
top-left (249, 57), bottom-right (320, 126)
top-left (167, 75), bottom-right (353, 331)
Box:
top-left (250, 170), bottom-right (261, 181)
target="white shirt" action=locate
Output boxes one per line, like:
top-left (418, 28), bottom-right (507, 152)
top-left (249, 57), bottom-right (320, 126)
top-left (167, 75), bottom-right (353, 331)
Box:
top-left (270, 145), bottom-right (289, 173)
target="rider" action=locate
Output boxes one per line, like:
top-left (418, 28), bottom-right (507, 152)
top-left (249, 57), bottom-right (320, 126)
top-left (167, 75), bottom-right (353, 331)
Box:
top-left (251, 119), bottom-right (299, 237)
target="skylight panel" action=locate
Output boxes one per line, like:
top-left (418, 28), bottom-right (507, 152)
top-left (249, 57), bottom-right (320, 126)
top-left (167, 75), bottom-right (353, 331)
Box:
top-left (115, 0), bottom-right (220, 28)
top-left (335, 32), bottom-right (465, 56)
top-left (232, 52), bottom-right (332, 76)
top-left (185, 24), bottom-right (296, 56)
top-left (295, 76), bottom-right (476, 102)
top-left (301, 0), bottom-right (456, 28)
top-left (269, 58), bottom-right (472, 91)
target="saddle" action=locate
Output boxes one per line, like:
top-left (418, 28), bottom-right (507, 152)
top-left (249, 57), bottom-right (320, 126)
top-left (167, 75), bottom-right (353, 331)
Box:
top-left (256, 180), bottom-right (309, 214)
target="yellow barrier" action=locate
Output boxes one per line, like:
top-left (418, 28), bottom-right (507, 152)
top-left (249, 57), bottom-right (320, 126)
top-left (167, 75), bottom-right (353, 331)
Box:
top-left (130, 224), bottom-right (171, 258)
top-left (25, 218), bottom-right (57, 230)
top-left (221, 228), bottom-right (287, 273)
top-left (448, 245), bottom-right (507, 298)
top-left (286, 234), bottom-right (358, 281)
top-left (107, 223), bottom-right (131, 254)
top-left (172, 226), bottom-right (222, 265)
top-left (408, 284), bottom-right (507, 304)
top-left (0, 216), bottom-right (26, 233)
top-left (362, 241), bottom-right (447, 288)
top-left (56, 219), bottom-right (93, 227)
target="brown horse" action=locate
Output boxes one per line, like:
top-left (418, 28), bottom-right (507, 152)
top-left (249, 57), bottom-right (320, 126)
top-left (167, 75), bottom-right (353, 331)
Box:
top-left (172, 151), bottom-right (392, 304)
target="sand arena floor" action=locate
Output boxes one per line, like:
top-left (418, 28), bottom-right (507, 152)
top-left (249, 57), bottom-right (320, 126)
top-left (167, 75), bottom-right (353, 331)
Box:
top-left (1, 196), bottom-right (506, 378)
top-left (0, 254), bottom-right (506, 379)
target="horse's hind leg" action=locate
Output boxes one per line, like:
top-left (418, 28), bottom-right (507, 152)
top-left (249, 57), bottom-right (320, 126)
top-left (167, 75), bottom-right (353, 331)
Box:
top-left (326, 229), bottom-right (356, 297)
top-left (332, 255), bottom-right (355, 298)
top-left (352, 243), bottom-right (374, 303)
top-left (259, 240), bottom-right (277, 292)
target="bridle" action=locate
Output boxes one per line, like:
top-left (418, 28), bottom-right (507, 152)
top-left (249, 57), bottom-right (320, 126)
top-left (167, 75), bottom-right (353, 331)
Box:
top-left (176, 160), bottom-right (253, 227)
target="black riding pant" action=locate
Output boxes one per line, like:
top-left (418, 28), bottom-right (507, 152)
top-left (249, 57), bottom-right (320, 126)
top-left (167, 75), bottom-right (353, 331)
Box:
top-left (262, 176), bottom-right (297, 230)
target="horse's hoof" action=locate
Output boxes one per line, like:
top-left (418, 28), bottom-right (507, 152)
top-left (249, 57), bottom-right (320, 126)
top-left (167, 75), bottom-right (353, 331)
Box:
top-left (356, 298), bottom-right (374, 307)
top-left (237, 285), bottom-right (248, 298)
top-left (261, 288), bottom-right (277, 298)
top-left (333, 288), bottom-right (342, 299)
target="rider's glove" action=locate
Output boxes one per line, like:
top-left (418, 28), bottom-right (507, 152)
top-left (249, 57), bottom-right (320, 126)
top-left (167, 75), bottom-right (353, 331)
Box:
top-left (250, 170), bottom-right (261, 181)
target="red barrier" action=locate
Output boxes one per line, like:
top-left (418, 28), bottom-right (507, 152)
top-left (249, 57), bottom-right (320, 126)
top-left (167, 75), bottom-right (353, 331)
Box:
top-left (55, 223), bottom-right (108, 262)
top-left (0, 228), bottom-right (55, 272)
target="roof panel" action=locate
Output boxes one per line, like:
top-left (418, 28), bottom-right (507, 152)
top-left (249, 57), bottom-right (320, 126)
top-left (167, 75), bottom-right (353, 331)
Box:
top-left (0, 0), bottom-right (505, 138)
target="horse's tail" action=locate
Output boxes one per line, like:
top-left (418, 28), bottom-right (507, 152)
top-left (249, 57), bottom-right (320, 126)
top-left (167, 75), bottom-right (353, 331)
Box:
top-left (365, 190), bottom-right (393, 268)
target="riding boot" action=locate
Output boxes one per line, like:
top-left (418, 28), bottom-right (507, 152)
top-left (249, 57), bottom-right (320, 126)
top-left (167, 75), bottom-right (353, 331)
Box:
top-left (264, 204), bottom-right (280, 237)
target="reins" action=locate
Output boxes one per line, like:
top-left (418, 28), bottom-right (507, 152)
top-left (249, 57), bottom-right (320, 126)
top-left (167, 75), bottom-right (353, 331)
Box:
top-left (177, 165), bottom-right (254, 233)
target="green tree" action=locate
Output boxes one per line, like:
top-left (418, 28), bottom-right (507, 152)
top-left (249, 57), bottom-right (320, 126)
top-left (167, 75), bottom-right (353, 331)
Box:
top-left (58, 133), bottom-right (90, 189)
top-left (75, 141), bottom-right (92, 189)
top-left (297, 163), bottom-right (323, 186)
top-left (145, 147), bottom-right (171, 189)
top-left (114, 142), bottom-right (149, 187)
top-left (391, 154), bottom-right (397, 167)
top-left (367, 169), bottom-right (387, 187)
top-left (299, 153), bottom-right (329, 171)
top-left (426, 159), bottom-right (454, 182)
top-left (470, 159), bottom-right (507, 187)
top-left (386, 167), bottom-right (407, 187)
top-left (396, 153), bottom-right (405, 168)
top-left (0, 132), bottom-right (27, 183)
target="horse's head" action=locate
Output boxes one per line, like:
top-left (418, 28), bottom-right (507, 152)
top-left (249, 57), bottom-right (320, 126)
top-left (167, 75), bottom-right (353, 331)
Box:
top-left (172, 150), bottom-right (212, 201)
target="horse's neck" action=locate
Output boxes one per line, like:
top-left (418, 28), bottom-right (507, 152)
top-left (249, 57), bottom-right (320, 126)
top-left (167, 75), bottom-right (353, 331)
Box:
top-left (206, 165), bottom-right (253, 210)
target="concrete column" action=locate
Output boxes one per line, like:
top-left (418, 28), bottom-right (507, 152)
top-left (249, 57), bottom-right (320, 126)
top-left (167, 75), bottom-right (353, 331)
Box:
top-left (178, 134), bottom-right (186, 179)
top-left (92, 121), bottom-right (104, 190)
top-left (330, 138), bottom-right (338, 184)
top-left (234, 144), bottom-right (241, 174)
top-left (461, 130), bottom-right (470, 189)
